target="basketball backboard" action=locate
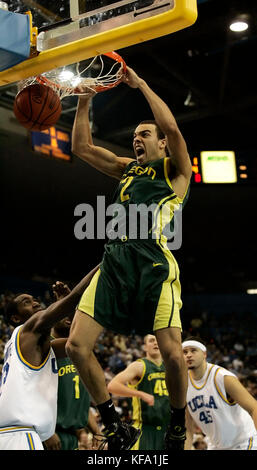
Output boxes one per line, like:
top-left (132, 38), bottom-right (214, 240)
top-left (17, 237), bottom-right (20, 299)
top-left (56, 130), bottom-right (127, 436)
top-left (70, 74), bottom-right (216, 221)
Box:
top-left (0, 0), bottom-right (198, 86)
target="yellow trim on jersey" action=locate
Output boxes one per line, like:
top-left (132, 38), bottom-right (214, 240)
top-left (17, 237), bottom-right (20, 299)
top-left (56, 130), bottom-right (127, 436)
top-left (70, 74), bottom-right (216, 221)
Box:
top-left (155, 197), bottom-right (180, 246)
top-left (164, 157), bottom-right (174, 193)
top-left (214, 368), bottom-right (236, 406)
top-left (16, 328), bottom-right (50, 370)
top-left (164, 157), bottom-right (191, 204)
top-left (189, 364), bottom-right (215, 390)
top-left (151, 194), bottom-right (175, 240)
top-left (146, 358), bottom-right (164, 369)
top-left (128, 359), bottom-right (146, 389)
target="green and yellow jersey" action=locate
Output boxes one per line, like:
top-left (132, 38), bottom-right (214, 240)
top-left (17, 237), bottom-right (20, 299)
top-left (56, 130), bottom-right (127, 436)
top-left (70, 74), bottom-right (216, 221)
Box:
top-left (110, 157), bottom-right (190, 245)
top-left (130, 358), bottom-right (170, 427)
top-left (55, 357), bottom-right (91, 450)
top-left (78, 156), bottom-right (190, 336)
top-left (129, 358), bottom-right (170, 450)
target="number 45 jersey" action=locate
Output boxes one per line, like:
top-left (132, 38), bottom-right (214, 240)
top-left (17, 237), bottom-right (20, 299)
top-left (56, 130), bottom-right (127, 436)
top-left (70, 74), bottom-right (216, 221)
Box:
top-left (0, 325), bottom-right (58, 442)
top-left (186, 363), bottom-right (256, 450)
top-left (130, 358), bottom-right (170, 427)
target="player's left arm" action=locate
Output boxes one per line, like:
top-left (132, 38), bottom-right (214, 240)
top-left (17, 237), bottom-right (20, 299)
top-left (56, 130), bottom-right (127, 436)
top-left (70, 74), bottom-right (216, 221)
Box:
top-left (23, 264), bottom-right (99, 335)
top-left (123, 67), bottom-right (192, 181)
top-left (224, 375), bottom-right (257, 430)
top-left (50, 338), bottom-right (68, 358)
top-left (19, 265), bottom-right (99, 365)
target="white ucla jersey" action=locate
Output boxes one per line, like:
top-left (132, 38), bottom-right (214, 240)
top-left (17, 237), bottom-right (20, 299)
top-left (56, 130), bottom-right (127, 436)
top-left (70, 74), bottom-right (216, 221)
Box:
top-left (187, 363), bottom-right (256, 450)
top-left (0, 325), bottom-right (58, 442)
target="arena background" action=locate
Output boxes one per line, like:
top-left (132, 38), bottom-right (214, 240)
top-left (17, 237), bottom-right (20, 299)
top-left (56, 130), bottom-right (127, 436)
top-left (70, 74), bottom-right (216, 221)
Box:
top-left (0, 0), bottom-right (257, 450)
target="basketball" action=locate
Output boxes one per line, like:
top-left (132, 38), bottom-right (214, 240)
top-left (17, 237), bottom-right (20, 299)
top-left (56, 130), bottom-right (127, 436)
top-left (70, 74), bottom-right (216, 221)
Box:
top-left (13, 84), bottom-right (62, 131)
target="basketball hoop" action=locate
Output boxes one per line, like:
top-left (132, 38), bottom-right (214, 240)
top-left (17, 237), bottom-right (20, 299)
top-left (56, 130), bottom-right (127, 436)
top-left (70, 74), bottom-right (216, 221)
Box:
top-left (17, 51), bottom-right (127, 99)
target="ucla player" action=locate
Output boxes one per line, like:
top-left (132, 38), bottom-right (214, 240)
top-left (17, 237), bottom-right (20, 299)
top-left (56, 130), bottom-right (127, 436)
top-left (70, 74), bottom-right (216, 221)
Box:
top-left (44, 282), bottom-right (100, 450)
top-left (68, 66), bottom-right (192, 450)
top-left (107, 334), bottom-right (170, 450)
top-left (0, 266), bottom-right (98, 450)
top-left (182, 337), bottom-right (257, 450)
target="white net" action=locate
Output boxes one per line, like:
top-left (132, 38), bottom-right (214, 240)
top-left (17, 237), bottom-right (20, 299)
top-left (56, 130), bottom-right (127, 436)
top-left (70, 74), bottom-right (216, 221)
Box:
top-left (17, 53), bottom-right (126, 100)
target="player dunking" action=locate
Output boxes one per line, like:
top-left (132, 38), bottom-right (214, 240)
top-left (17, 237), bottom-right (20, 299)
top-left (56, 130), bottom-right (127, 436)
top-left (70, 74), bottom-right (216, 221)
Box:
top-left (67, 66), bottom-right (192, 450)
top-left (108, 334), bottom-right (170, 450)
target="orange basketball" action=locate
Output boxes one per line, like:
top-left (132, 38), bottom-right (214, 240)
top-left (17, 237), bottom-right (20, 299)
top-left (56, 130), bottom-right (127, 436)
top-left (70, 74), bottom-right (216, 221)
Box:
top-left (13, 84), bottom-right (62, 131)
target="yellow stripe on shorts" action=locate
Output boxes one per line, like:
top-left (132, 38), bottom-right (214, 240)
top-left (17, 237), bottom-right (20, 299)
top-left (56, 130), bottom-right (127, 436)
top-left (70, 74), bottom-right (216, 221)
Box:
top-left (26, 432), bottom-right (35, 450)
top-left (247, 437), bottom-right (253, 450)
top-left (78, 268), bottom-right (101, 318)
top-left (153, 246), bottom-right (182, 332)
top-left (130, 397), bottom-right (142, 450)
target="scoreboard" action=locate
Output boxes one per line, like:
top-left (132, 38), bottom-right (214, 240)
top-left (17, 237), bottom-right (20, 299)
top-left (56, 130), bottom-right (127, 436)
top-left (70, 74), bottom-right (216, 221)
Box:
top-left (30, 127), bottom-right (256, 185)
top-left (31, 127), bottom-right (71, 162)
top-left (191, 150), bottom-right (253, 184)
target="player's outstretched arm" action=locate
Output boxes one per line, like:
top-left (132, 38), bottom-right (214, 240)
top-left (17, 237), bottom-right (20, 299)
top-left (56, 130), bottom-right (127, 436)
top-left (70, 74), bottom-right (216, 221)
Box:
top-left (72, 94), bottom-right (133, 180)
top-left (123, 66), bottom-right (192, 180)
top-left (107, 361), bottom-right (154, 406)
top-left (22, 264), bottom-right (99, 336)
top-left (224, 375), bottom-right (257, 430)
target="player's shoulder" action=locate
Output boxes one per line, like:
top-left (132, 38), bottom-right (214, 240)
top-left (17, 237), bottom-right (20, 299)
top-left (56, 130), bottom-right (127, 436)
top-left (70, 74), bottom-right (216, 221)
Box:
top-left (117, 157), bottom-right (136, 175)
top-left (210, 363), bottom-right (237, 379)
top-left (134, 358), bottom-right (146, 368)
top-left (132, 358), bottom-right (146, 375)
top-left (3, 326), bottom-right (18, 353)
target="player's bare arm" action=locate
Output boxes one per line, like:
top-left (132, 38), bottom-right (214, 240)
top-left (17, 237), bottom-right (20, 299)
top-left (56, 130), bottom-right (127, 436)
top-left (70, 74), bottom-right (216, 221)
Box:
top-left (72, 94), bottom-right (134, 180)
top-left (224, 375), bottom-right (257, 429)
top-left (123, 66), bottom-right (192, 197)
top-left (107, 361), bottom-right (154, 406)
top-left (86, 408), bottom-right (102, 449)
top-left (19, 265), bottom-right (99, 366)
top-left (43, 433), bottom-right (62, 450)
top-left (184, 408), bottom-right (196, 450)
top-left (87, 408), bottom-right (101, 436)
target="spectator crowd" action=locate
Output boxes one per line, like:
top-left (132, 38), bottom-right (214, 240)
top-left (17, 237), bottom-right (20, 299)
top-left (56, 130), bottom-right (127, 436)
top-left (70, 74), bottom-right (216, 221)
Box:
top-left (1, 287), bottom-right (257, 450)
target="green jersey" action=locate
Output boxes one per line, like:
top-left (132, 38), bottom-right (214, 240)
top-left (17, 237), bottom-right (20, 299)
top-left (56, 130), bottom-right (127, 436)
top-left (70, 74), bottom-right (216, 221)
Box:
top-left (56, 357), bottom-right (90, 432)
top-left (78, 158), bottom-right (187, 336)
top-left (130, 358), bottom-right (170, 427)
top-left (109, 157), bottom-right (190, 244)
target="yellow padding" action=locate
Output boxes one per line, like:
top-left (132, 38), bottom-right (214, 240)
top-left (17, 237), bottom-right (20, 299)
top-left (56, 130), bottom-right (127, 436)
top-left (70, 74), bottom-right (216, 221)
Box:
top-left (0, 0), bottom-right (197, 86)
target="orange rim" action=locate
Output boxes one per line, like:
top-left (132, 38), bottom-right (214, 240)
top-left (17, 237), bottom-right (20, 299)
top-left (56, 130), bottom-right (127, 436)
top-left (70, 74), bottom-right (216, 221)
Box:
top-left (36, 51), bottom-right (127, 94)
